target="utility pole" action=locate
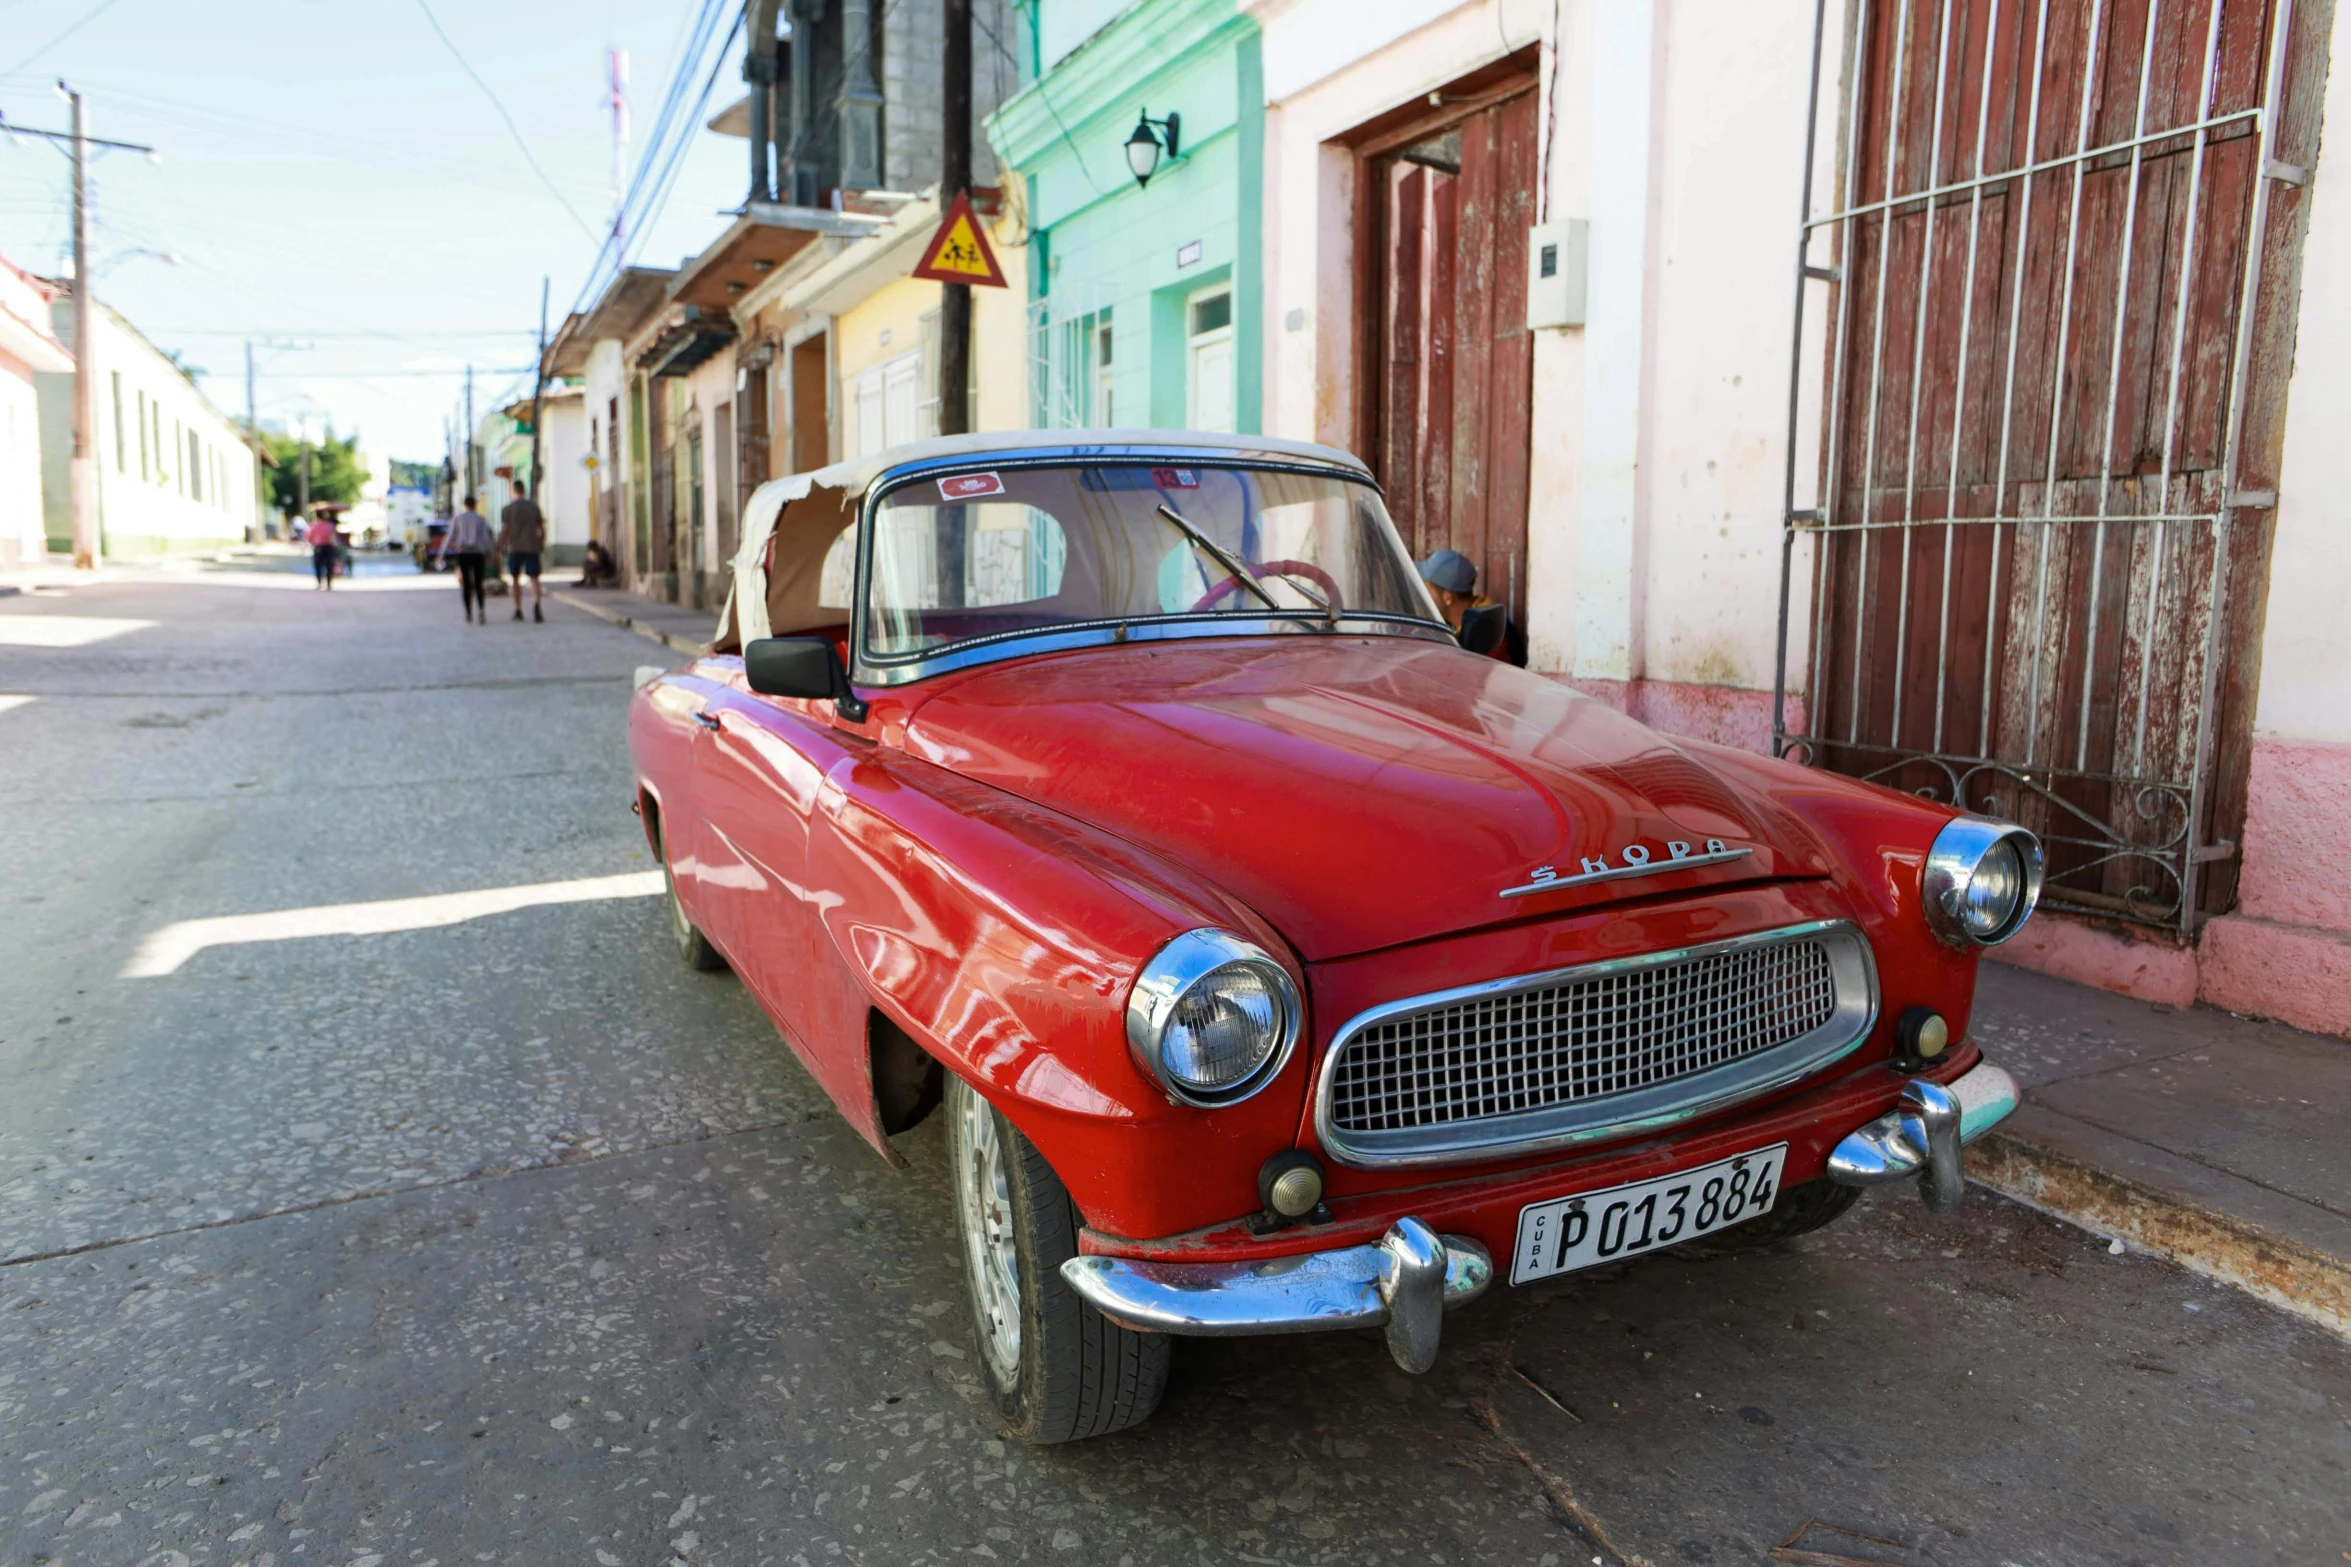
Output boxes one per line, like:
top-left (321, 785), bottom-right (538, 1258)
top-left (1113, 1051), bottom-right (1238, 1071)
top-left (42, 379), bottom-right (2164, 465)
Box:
top-left (65, 84), bottom-right (97, 569)
top-left (938, 0), bottom-right (972, 440)
top-left (608, 47), bottom-right (631, 253)
top-left (528, 277), bottom-right (549, 496)
top-left (464, 364), bottom-right (476, 496)
top-left (244, 342), bottom-right (259, 542)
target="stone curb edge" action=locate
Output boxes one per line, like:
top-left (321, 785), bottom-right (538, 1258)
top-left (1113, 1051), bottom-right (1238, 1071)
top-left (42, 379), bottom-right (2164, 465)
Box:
top-left (1970, 1129), bottom-right (2350, 1340)
top-left (550, 589), bottom-right (707, 658)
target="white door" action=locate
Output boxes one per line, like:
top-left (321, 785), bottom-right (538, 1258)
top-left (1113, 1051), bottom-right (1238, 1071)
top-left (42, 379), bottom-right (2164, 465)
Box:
top-left (884, 355), bottom-right (920, 447)
top-left (855, 368), bottom-right (887, 459)
top-left (1185, 288), bottom-right (1234, 433)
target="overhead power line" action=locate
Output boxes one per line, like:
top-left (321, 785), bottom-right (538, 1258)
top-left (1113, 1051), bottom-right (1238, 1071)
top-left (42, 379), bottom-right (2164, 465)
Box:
top-left (5, 0), bottom-right (129, 79)
top-left (408, 0), bottom-right (600, 246)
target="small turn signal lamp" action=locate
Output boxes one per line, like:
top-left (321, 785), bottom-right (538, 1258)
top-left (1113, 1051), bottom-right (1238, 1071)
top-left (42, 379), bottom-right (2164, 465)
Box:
top-left (1258, 1151), bottom-right (1326, 1220)
top-left (1894, 1006), bottom-right (1950, 1069)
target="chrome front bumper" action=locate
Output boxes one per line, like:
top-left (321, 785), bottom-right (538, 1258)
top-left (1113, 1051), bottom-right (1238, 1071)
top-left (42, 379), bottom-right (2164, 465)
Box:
top-left (1825, 1057), bottom-right (2020, 1212)
top-left (1061, 1218), bottom-right (1492, 1375)
top-left (1062, 1056), bottom-right (2020, 1375)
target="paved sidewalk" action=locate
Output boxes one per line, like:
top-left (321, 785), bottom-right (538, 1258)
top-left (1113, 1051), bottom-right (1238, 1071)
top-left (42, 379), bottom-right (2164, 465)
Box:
top-left (549, 584), bottom-right (720, 658)
top-left (1970, 958), bottom-right (2350, 1335)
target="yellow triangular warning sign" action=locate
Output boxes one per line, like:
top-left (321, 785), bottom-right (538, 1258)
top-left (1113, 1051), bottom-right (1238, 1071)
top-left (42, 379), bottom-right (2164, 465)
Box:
top-left (912, 190), bottom-right (1008, 289)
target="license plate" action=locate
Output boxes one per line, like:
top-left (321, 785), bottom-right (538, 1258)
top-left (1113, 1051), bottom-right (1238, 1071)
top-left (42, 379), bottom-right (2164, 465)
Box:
top-left (1510, 1144), bottom-right (1788, 1284)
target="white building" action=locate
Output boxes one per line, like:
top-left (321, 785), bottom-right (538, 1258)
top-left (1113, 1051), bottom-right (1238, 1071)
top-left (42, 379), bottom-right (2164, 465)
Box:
top-left (384, 484), bottom-right (434, 545)
top-left (0, 257), bottom-right (71, 570)
top-left (1252, 0), bottom-right (2351, 1035)
top-left (35, 282), bottom-right (261, 555)
top-left (474, 387), bottom-right (593, 565)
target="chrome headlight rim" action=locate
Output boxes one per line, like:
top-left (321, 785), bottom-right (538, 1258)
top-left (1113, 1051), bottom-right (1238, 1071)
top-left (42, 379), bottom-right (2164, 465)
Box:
top-left (1124, 928), bottom-right (1303, 1109)
top-left (1922, 815), bottom-right (2044, 948)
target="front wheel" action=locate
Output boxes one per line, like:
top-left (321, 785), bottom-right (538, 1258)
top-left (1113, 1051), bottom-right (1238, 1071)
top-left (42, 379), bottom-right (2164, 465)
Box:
top-left (946, 1075), bottom-right (1169, 1444)
top-left (663, 860), bottom-right (728, 972)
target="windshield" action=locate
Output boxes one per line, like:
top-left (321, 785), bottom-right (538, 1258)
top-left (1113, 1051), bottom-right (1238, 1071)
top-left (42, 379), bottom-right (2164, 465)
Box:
top-left (860, 462), bottom-right (1437, 662)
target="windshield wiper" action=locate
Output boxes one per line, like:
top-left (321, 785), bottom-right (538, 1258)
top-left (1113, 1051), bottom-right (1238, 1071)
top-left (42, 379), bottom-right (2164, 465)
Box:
top-left (1156, 504), bottom-right (1283, 615)
top-left (1260, 566), bottom-right (1339, 629)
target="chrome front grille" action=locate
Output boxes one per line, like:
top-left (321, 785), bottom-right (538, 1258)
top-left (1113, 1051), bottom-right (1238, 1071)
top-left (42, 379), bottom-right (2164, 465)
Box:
top-left (1316, 922), bottom-right (1876, 1167)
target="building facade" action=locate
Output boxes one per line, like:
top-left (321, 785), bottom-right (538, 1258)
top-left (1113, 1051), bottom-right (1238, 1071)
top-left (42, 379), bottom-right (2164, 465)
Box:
top-left (549, 0), bottom-right (1021, 609)
top-left (0, 258), bottom-right (71, 569)
top-left (1247, 0), bottom-right (2351, 1034)
top-left (992, 0), bottom-right (1264, 434)
top-left (35, 285), bottom-right (260, 557)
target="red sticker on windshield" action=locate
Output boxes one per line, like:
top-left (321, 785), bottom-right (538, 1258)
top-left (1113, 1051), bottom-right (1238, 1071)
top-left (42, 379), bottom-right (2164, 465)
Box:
top-left (938, 472), bottom-right (1005, 501)
top-left (1151, 467), bottom-right (1200, 489)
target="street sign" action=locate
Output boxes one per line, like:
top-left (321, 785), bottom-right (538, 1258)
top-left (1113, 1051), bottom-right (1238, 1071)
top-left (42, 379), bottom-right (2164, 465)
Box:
top-left (911, 190), bottom-right (1007, 289)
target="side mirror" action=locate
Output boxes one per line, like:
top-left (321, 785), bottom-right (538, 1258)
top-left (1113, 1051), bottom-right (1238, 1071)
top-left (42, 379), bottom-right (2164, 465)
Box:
top-left (744, 637), bottom-right (869, 722)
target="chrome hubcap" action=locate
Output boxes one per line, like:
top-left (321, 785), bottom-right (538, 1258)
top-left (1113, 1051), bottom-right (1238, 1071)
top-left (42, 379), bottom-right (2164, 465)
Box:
top-left (954, 1086), bottom-right (1022, 1385)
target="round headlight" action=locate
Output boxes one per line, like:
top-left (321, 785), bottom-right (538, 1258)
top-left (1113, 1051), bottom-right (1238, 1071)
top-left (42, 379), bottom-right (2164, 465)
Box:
top-left (1922, 816), bottom-right (2044, 948)
top-left (1126, 930), bottom-right (1302, 1107)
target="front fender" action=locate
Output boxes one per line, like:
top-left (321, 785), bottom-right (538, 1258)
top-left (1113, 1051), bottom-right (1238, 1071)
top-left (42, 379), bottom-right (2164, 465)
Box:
top-left (805, 744), bottom-right (1310, 1237)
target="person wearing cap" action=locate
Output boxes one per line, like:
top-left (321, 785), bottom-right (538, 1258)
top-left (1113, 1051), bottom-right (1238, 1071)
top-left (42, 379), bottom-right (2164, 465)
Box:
top-left (1417, 548), bottom-right (1515, 661)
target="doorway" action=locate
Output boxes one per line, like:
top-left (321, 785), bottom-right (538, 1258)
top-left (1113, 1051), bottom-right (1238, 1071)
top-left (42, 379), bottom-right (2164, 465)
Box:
top-left (1186, 287), bottom-right (1236, 432)
top-left (1350, 56), bottom-right (1539, 633)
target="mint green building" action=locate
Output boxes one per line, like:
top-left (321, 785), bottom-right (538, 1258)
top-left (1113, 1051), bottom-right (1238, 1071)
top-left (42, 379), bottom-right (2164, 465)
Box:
top-left (989, 0), bottom-right (1262, 433)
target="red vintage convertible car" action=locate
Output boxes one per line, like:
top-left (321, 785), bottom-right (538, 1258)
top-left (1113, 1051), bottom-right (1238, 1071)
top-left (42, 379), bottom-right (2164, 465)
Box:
top-left (628, 430), bottom-right (2037, 1444)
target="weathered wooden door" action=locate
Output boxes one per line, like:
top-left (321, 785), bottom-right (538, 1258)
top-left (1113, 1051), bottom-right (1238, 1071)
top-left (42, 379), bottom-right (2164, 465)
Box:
top-left (1777, 0), bottom-right (2329, 933)
top-left (1358, 78), bottom-right (1538, 632)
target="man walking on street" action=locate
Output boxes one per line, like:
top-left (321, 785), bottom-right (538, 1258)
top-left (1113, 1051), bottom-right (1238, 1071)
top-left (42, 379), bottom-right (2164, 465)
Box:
top-left (442, 494), bottom-right (495, 623)
top-left (499, 480), bottom-right (547, 623)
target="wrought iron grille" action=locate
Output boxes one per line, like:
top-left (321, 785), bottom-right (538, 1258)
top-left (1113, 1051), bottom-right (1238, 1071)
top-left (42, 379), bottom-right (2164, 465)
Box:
top-left (1326, 937), bottom-right (1841, 1135)
top-left (1771, 0), bottom-right (2315, 933)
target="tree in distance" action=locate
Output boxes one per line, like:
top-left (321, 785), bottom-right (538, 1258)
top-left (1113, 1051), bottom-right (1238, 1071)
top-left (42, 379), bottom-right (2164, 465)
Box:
top-left (264, 429), bottom-right (367, 517)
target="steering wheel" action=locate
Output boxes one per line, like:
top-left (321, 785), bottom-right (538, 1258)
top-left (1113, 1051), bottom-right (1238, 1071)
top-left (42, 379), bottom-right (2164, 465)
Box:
top-left (1188, 558), bottom-right (1343, 615)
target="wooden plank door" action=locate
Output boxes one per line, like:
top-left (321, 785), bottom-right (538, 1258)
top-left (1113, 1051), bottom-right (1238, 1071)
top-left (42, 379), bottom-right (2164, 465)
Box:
top-left (1360, 81), bottom-right (1538, 632)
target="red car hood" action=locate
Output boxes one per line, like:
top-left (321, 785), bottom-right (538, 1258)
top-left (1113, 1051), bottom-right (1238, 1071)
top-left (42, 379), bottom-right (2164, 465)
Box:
top-left (900, 637), bottom-right (1828, 961)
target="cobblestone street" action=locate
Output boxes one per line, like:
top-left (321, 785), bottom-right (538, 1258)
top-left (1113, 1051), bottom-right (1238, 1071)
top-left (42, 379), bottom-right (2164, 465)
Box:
top-left (3, 575), bottom-right (2346, 1567)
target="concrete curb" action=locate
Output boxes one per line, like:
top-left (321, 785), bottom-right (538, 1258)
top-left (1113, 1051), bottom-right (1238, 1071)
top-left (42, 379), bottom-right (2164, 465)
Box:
top-left (550, 589), bottom-right (707, 658)
top-left (1971, 1128), bottom-right (2351, 1339)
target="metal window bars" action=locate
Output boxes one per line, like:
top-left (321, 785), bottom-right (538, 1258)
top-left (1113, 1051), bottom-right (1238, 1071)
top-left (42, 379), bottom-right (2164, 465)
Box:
top-left (1026, 282), bottom-right (1119, 430)
top-left (1772, 0), bottom-right (2306, 934)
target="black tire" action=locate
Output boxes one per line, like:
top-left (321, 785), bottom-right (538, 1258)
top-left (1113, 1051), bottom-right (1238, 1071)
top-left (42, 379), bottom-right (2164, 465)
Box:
top-left (663, 860), bottom-right (728, 972)
top-left (1681, 1178), bottom-right (1861, 1253)
top-left (945, 1076), bottom-right (1169, 1444)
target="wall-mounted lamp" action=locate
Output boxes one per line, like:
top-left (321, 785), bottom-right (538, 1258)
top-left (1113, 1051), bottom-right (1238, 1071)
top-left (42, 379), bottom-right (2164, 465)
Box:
top-left (1124, 107), bottom-right (1181, 189)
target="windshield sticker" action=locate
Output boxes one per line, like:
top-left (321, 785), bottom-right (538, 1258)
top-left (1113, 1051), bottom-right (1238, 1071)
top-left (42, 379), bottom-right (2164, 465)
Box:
top-left (1151, 467), bottom-right (1201, 489)
top-left (938, 472), bottom-right (1006, 501)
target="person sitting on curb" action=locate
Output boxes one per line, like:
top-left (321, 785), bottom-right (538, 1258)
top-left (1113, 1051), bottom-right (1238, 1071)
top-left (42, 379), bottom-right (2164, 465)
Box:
top-left (580, 538), bottom-right (617, 589)
top-left (1416, 548), bottom-right (1524, 664)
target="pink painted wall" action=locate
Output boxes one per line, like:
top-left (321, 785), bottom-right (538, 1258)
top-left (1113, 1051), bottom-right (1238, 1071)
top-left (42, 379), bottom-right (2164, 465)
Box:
top-left (2233, 738), bottom-right (2351, 935)
top-left (1559, 675), bottom-right (1803, 757)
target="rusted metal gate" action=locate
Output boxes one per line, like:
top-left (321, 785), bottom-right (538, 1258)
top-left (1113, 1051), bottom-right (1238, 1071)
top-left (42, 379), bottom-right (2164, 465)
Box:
top-left (1774, 0), bottom-right (2330, 933)
top-left (1353, 69), bottom-right (1538, 633)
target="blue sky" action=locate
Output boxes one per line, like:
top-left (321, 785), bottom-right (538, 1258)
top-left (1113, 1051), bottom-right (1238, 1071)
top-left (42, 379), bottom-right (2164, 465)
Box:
top-left (0, 0), bottom-right (749, 462)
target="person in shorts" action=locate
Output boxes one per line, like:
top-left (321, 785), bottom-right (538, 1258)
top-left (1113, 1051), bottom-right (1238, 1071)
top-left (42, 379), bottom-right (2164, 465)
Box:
top-left (441, 495), bottom-right (495, 623)
top-left (305, 511), bottom-right (339, 590)
top-left (498, 480), bottom-right (547, 623)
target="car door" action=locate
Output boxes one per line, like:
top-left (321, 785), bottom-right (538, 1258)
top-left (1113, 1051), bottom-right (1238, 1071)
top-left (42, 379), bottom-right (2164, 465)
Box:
top-left (689, 680), bottom-right (860, 1073)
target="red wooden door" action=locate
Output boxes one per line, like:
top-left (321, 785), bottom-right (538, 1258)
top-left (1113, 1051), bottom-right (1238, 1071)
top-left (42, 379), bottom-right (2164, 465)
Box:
top-left (1360, 83), bottom-right (1538, 632)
